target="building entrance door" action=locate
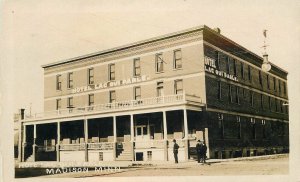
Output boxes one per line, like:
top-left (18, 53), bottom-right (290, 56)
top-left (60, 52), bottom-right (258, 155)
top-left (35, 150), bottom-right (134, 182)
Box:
top-left (135, 125), bottom-right (150, 141)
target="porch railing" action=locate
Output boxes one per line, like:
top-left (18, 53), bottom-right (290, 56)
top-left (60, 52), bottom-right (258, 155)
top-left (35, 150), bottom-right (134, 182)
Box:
top-left (59, 143), bottom-right (86, 151)
top-left (134, 140), bottom-right (165, 149)
top-left (27, 94), bottom-right (190, 119)
top-left (87, 142), bottom-right (114, 150)
top-left (36, 145), bottom-right (56, 152)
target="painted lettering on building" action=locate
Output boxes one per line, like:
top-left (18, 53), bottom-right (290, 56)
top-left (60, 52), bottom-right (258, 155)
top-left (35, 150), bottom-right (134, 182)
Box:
top-left (204, 56), bottom-right (238, 82)
top-left (72, 75), bottom-right (150, 94)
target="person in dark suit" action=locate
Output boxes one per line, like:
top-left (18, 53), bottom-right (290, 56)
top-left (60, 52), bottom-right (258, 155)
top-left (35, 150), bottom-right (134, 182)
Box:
top-left (201, 142), bottom-right (208, 163)
top-left (173, 139), bottom-right (179, 163)
top-left (196, 140), bottom-right (202, 163)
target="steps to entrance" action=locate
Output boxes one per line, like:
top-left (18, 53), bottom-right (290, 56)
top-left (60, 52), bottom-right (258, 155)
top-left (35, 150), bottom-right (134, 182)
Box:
top-left (25, 155), bottom-right (34, 162)
top-left (116, 142), bottom-right (132, 161)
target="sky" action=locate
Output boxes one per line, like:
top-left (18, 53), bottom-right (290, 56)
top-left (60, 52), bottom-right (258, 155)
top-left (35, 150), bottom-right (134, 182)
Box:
top-left (0, 0), bottom-right (300, 181)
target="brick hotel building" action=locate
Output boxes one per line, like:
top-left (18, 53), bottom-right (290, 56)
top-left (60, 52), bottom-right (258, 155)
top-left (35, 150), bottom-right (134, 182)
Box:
top-left (17, 25), bottom-right (289, 163)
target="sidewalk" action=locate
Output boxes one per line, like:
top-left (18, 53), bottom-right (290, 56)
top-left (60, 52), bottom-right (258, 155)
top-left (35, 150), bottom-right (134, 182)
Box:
top-left (16, 153), bottom-right (288, 169)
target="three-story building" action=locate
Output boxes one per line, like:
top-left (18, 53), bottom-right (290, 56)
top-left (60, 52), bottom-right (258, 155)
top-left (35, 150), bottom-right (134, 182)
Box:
top-left (18, 25), bottom-right (289, 163)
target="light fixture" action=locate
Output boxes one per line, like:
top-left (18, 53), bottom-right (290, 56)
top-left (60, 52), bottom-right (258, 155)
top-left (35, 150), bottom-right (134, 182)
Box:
top-left (261, 30), bottom-right (271, 72)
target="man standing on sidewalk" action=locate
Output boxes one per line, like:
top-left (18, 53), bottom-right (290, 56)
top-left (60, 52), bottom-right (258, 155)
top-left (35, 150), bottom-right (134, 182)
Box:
top-left (173, 139), bottom-right (179, 163)
top-left (196, 140), bottom-right (202, 163)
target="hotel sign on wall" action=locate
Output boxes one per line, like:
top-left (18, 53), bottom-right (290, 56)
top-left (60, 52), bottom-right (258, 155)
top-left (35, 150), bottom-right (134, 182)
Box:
top-left (72, 75), bottom-right (150, 94)
top-left (204, 56), bottom-right (238, 82)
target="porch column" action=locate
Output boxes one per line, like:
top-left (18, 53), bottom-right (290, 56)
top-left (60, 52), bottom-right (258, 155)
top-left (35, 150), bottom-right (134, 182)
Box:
top-left (204, 128), bottom-right (210, 159)
top-left (163, 111), bottom-right (168, 161)
top-left (113, 116), bottom-right (117, 160)
top-left (130, 114), bottom-right (135, 161)
top-left (21, 124), bottom-right (26, 162)
top-left (183, 109), bottom-right (189, 161)
top-left (18, 122), bottom-right (22, 162)
top-left (32, 124), bottom-right (37, 162)
top-left (84, 119), bottom-right (88, 162)
top-left (56, 122), bottom-right (60, 162)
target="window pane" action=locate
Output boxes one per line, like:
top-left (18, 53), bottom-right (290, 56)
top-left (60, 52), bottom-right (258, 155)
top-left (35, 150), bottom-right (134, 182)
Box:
top-left (137, 127), bottom-right (142, 135)
top-left (143, 126), bottom-right (147, 135)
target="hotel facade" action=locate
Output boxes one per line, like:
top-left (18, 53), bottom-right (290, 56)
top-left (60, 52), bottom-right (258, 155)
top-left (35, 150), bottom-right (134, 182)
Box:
top-left (18, 25), bottom-right (289, 163)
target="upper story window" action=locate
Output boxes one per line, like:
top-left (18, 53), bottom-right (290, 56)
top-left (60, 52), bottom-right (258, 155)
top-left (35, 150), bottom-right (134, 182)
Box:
top-left (157, 82), bottom-right (164, 97)
top-left (88, 94), bottom-right (94, 106)
top-left (155, 53), bottom-right (164, 73)
top-left (228, 84), bottom-right (233, 103)
top-left (56, 75), bottom-right (62, 90)
top-left (260, 94), bottom-right (264, 109)
top-left (218, 80), bottom-right (222, 100)
top-left (236, 86), bottom-right (240, 104)
top-left (215, 51), bottom-right (220, 70)
top-left (241, 62), bottom-right (244, 79)
top-left (88, 68), bottom-right (94, 85)
top-left (258, 71), bottom-right (262, 86)
top-left (233, 59), bottom-right (237, 76)
top-left (283, 82), bottom-right (286, 95)
top-left (275, 98), bottom-right (278, 112)
top-left (250, 91), bottom-right (254, 107)
top-left (267, 75), bottom-right (270, 89)
top-left (174, 79), bottom-right (183, 94)
top-left (109, 64), bottom-right (115, 81)
top-left (173, 49), bottom-right (182, 69)
top-left (56, 99), bottom-right (61, 110)
top-left (248, 65), bottom-right (252, 82)
top-left (278, 80), bottom-right (281, 94)
top-left (268, 96), bottom-right (272, 110)
top-left (67, 97), bottom-right (73, 108)
top-left (133, 58), bottom-right (141, 76)
top-left (273, 77), bottom-right (277, 91)
top-left (109, 90), bottom-right (116, 103)
top-left (134, 87), bottom-right (141, 100)
top-left (67, 72), bottom-right (73, 89)
top-left (226, 57), bottom-right (231, 74)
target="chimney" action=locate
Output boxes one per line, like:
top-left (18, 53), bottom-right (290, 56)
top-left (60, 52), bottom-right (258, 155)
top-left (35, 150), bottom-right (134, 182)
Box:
top-left (20, 108), bottom-right (25, 120)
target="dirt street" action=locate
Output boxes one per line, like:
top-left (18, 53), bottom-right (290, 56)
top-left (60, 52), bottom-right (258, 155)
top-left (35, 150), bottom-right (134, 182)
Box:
top-left (104, 155), bottom-right (288, 176)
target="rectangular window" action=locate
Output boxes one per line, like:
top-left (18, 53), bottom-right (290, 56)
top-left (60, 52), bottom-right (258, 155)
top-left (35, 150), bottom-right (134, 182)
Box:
top-left (173, 49), bottom-right (182, 69)
top-left (174, 79), bottom-right (183, 94)
top-left (133, 58), bottom-right (141, 76)
top-left (218, 81), bottom-right (222, 100)
top-left (237, 116), bottom-right (241, 139)
top-left (56, 99), bottom-right (61, 110)
top-left (251, 118), bottom-right (256, 139)
top-left (56, 75), bottom-right (62, 90)
top-left (109, 64), bottom-right (115, 80)
top-left (278, 80), bottom-right (281, 94)
top-left (280, 100), bottom-right (283, 113)
top-left (215, 51), bottom-right (220, 69)
top-left (268, 96), bottom-right (272, 110)
top-left (242, 88), bottom-right (246, 98)
top-left (67, 97), bottom-right (73, 108)
top-left (229, 84), bottom-right (233, 103)
top-left (262, 120), bottom-right (266, 139)
top-left (109, 90), bottom-right (116, 103)
top-left (241, 62), bottom-right (244, 79)
top-left (248, 65), bottom-right (252, 82)
top-left (88, 68), bottom-right (94, 85)
top-left (226, 57), bottom-right (230, 74)
top-left (157, 82), bottom-right (164, 97)
top-left (134, 87), bottom-right (141, 100)
top-left (250, 91), bottom-right (254, 107)
top-left (283, 82), bottom-right (286, 95)
top-left (273, 77), bottom-right (276, 91)
top-left (88, 94), bottom-right (94, 106)
top-left (259, 71), bottom-right (262, 86)
top-left (233, 59), bottom-right (237, 76)
top-left (236, 87), bottom-right (240, 104)
top-left (67, 72), bottom-right (73, 89)
top-left (267, 75), bottom-right (270, 89)
top-left (260, 94), bottom-right (264, 109)
top-left (218, 113), bottom-right (224, 139)
top-left (155, 53), bottom-right (164, 73)
top-left (275, 98), bottom-right (278, 112)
